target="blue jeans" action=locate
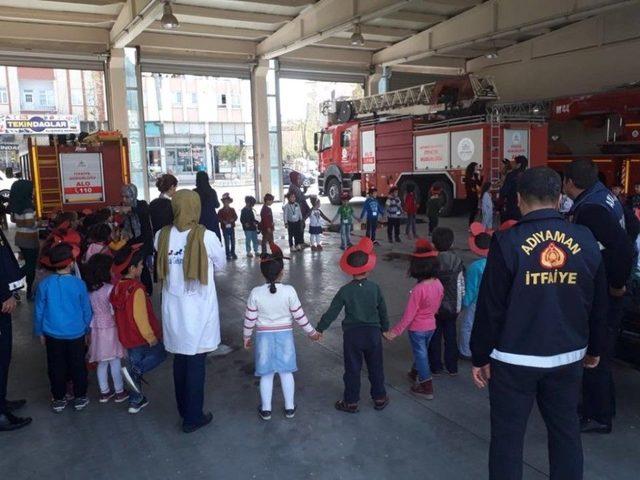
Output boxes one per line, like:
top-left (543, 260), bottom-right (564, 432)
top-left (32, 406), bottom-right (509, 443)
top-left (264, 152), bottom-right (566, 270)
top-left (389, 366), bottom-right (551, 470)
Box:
top-left (339, 223), bottom-right (352, 249)
top-left (408, 330), bottom-right (435, 382)
top-left (244, 230), bottom-right (259, 254)
top-left (405, 214), bottom-right (417, 237)
top-left (366, 217), bottom-right (378, 241)
top-left (223, 227), bottom-right (235, 257)
top-left (127, 342), bottom-right (167, 404)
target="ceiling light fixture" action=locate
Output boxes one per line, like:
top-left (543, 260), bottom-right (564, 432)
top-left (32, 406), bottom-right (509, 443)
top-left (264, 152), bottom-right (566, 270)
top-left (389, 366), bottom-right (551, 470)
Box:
top-left (161, 1), bottom-right (179, 30)
top-left (350, 23), bottom-right (365, 47)
top-left (485, 51), bottom-right (499, 59)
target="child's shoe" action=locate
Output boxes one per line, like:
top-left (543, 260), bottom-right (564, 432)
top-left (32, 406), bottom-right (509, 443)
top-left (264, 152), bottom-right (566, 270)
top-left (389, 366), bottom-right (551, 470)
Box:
top-left (114, 391), bottom-right (130, 403)
top-left (317, 245), bottom-right (323, 251)
top-left (99, 390), bottom-right (115, 403)
top-left (411, 380), bottom-right (434, 400)
top-left (334, 400), bottom-right (359, 413)
top-left (232, 253), bottom-right (238, 260)
top-left (431, 369), bottom-right (446, 377)
top-left (74, 397), bottom-right (90, 411)
top-left (373, 396), bottom-right (390, 411)
top-left (128, 396), bottom-right (149, 414)
top-left (284, 406), bottom-right (296, 419)
top-left (310, 245), bottom-right (317, 252)
top-left (407, 368), bottom-right (418, 382)
top-left (258, 407), bottom-right (271, 421)
top-left (51, 399), bottom-right (67, 414)
top-left (247, 252), bottom-right (254, 258)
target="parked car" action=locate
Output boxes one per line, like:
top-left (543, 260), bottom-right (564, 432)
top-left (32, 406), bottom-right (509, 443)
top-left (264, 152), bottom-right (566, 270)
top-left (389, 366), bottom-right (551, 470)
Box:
top-left (282, 168), bottom-right (315, 193)
top-left (0, 170), bottom-right (17, 200)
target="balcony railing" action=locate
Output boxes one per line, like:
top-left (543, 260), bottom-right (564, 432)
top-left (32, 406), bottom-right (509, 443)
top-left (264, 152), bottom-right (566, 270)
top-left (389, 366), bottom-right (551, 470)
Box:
top-left (19, 104), bottom-right (57, 113)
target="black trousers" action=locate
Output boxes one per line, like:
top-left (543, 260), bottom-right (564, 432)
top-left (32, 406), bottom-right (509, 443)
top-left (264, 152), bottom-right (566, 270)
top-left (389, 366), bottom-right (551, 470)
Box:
top-left (0, 314), bottom-right (11, 414)
top-left (428, 311), bottom-right (458, 373)
top-left (467, 196), bottom-right (479, 225)
top-left (343, 326), bottom-right (386, 404)
top-left (20, 247), bottom-right (38, 297)
top-left (141, 264), bottom-right (153, 296)
top-left (581, 295), bottom-right (623, 425)
top-left (428, 216), bottom-right (439, 235)
top-left (489, 360), bottom-right (583, 480)
top-left (387, 218), bottom-right (401, 241)
top-left (287, 220), bottom-right (304, 247)
top-left (366, 218), bottom-right (378, 241)
top-left (45, 336), bottom-right (88, 401)
top-left (173, 353), bottom-right (207, 426)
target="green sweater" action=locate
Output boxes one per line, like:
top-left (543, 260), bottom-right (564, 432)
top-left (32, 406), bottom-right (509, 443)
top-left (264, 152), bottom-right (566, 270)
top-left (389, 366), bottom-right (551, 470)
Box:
top-left (317, 279), bottom-right (389, 332)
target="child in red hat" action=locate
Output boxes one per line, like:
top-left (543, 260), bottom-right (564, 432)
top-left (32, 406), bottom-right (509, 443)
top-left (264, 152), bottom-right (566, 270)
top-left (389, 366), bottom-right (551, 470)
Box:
top-left (384, 240), bottom-right (444, 399)
top-left (317, 237), bottom-right (390, 413)
top-left (35, 241), bottom-right (92, 414)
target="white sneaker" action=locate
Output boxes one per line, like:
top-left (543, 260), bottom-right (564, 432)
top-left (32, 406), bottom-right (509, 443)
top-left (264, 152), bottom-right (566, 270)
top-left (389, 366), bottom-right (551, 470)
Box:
top-left (210, 343), bottom-right (233, 357)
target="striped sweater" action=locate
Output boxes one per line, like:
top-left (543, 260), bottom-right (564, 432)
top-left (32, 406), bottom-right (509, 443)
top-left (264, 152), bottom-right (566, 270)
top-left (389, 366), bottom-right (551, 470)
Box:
top-left (243, 283), bottom-right (316, 338)
top-left (13, 210), bottom-right (39, 249)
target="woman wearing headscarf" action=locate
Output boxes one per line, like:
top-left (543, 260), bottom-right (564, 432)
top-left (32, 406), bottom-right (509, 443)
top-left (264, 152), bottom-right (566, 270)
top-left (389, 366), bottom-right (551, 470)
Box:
top-left (9, 180), bottom-right (38, 300)
top-left (120, 184), bottom-right (154, 294)
top-left (155, 190), bottom-right (226, 433)
top-left (194, 171), bottom-right (221, 240)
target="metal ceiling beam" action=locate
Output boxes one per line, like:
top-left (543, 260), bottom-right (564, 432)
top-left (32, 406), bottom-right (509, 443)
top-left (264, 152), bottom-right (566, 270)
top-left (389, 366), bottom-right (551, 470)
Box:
top-left (0, 7), bottom-right (115, 26)
top-left (0, 20), bottom-right (109, 45)
top-left (257, 0), bottom-right (412, 59)
top-left (172, 5), bottom-right (293, 25)
top-left (333, 24), bottom-right (417, 41)
top-left (237, 0), bottom-right (314, 6)
top-left (110, 0), bottom-right (163, 49)
top-left (136, 32), bottom-right (256, 56)
top-left (316, 37), bottom-right (393, 50)
top-left (146, 22), bottom-right (271, 40)
top-left (372, 0), bottom-right (637, 67)
top-left (280, 45), bottom-right (372, 65)
top-left (382, 11), bottom-right (447, 24)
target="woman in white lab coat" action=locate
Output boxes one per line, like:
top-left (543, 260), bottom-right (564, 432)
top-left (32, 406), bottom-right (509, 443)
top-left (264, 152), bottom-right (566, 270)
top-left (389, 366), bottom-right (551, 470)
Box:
top-left (155, 189), bottom-right (226, 433)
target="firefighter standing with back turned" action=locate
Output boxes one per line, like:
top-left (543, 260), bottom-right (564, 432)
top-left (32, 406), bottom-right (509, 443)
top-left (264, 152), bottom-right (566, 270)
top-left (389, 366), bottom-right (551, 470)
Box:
top-left (470, 167), bottom-right (608, 480)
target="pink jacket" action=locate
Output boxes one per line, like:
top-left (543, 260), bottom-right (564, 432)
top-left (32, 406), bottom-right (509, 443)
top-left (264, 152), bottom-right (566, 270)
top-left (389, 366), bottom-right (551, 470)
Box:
top-left (391, 279), bottom-right (444, 335)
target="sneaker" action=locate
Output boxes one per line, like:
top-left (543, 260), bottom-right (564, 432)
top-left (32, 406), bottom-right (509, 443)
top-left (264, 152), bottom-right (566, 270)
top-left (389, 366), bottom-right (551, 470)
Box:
top-left (373, 396), bottom-right (390, 411)
top-left (99, 391), bottom-right (115, 403)
top-left (247, 253), bottom-right (254, 258)
top-left (407, 368), bottom-right (418, 383)
top-left (431, 369), bottom-right (446, 377)
top-left (51, 399), bottom-right (67, 414)
top-left (232, 254), bottom-right (238, 260)
top-left (580, 417), bottom-right (612, 434)
top-left (210, 343), bottom-right (233, 357)
top-left (310, 245), bottom-right (317, 252)
top-left (128, 396), bottom-right (149, 414)
top-left (317, 245), bottom-right (323, 251)
top-left (448, 371), bottom-right (459, 377)
top-left (373, 240), bottom-right (380, 246)
top-left (183, 412), bottom-right (213, 433)
top-left (74, 397), bottom-right (90, 411)
top-left (284, 406), bottom-right (296, 419)
top-left (411, 379), bottom-right (434, 400)
top-left (121, 366), bottom-right (141, 394)
top-left (258, 407), bottom-right (271, 421)
top-left (114, 391), bottom-right (130, 403)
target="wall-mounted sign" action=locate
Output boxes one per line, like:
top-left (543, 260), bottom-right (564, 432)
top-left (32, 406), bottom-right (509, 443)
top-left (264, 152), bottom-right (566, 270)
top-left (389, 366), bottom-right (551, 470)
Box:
top-left (360, 130), bottom-right (376, 173)
top-left (60, 153), bottom-right (105, 204)
top-left (503, 129), bottom-right (529, 159)
top-left (451, 129), bottom-right (483, 168)
top-left (415, 133), bottom-right (450, 170)
top-left (0, 114), bottom-right (80, 135)
top-left (0, 143), bottom-right (18, 151)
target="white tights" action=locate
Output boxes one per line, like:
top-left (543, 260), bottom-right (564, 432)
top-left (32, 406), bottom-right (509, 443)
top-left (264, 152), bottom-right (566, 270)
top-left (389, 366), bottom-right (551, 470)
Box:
top-left (310, 234), bottom-right (320, 246)
top-left (260, 372), bottom-right (295, 411)
top-left (97, 359), bottom-right (124, 394)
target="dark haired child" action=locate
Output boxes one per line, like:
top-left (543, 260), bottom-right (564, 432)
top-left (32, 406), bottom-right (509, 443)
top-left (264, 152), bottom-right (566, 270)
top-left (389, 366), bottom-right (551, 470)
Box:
top-left (259, 193), bottom-right (275, 255)
top-left (360, 187), bottom-right (383, 245)
top-left (218, 192), bottom-right (238, 260)
top-left (426, 186), bottom-right (444, 236)
top-left (317, 237), bottom-right (389, 413)
top-left (384, 240), bottom-right (444, 399)
top-left (458, 223), bottom-right (491, 358)
top-left (332, 192), bottom-right (357, 250)
top-left (240, 196), bottom-right (260, 258)
top-left (428, 227), bottom-right (465, 376)
top-left (84, 223), bottom-right (112, 262)
top-left (85, 254), bottom-right (127, 403)
top-left (35, 242), bottom-right (92, 413)
top-left (309, 197), bottom-right (331, 251)
top-left (109, 245), bottom-right (166, 414)
top-left (385, 186), bottom-right (403, 243)
top-left (243, 243), bottom-right (320, 420)
top-left (404, 184), bottom-right (418, 239)
top-left (283, 192), bottom-right (304, 252)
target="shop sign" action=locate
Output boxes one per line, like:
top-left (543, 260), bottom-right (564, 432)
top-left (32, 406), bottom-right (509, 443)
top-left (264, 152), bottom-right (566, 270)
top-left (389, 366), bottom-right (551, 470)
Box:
top-left (60, 153), bottom-right (105, 204)
top-left (0, 114), bottom-right (80, 135)
top-left (360, 130), bottom-right (376, 173)
top-left (0, 143), bottom-right (18, 151)
top-left (503, 129), bottom-right (529, 159)
top-left (415, 133), bottom-right (450, 170)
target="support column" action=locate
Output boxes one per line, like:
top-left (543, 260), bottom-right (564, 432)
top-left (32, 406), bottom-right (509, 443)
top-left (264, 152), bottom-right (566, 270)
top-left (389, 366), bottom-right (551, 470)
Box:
top-left (250, 60), bottom-right (270, 200)
top-left (107, 49), bottom-right (128, 135)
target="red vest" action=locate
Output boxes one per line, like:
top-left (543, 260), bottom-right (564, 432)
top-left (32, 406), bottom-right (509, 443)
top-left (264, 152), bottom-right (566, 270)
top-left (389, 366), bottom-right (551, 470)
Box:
top-left (405, 192), bottom-right (418, 215)
top-left (109, 278), bottom-right (162, 349)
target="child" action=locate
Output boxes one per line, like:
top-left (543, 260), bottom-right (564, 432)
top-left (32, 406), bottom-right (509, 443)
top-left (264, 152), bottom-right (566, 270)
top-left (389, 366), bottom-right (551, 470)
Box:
top-left (332, 192), bottom-right (357, 250)
top-left (308, 197), bottom-right (331, 251)
top-left (385, 186), bottom-right (403, 243)
top-left (110, 244), bottom-right (166, 414)
top-left (240, 196), bottom-right (260, 258)
top-left (629, 182), bottom-right (640, 209)
top-left (218, 192), bottom-right (238, 260)
top-left (259, 193), bottom-right (275, 255)
top-left (243, 243), bottom-right (320, 420)
top-left (84, 223), bottom-right (112, 262)
top-left (404, 184), bottom-right (418, 240)
top-left (317, 237), bottom-right (389, 413)
top-left (428, 227), bottom-right (465, 376)
top-left (360, 187), bottom-right (383, 245)
top-left (84, 254), bottom-right (128, 404)
top-left (283, 192), bottom-right (304, 252)
top-left (426, 186), bottom-right (444, 236)
top-left (458, 223), bottom-right (491, 358)
top-left (35, 241), bottom-right (92, 413)
top-left (384, 241), bottom-right (443, 399)
top-left (480, 182), bottom-right (493, 230)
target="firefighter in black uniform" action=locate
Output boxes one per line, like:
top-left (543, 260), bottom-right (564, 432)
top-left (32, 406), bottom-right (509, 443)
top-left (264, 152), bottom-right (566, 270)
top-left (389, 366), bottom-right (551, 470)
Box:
top-left (471, 167), bottom-right (608, 480)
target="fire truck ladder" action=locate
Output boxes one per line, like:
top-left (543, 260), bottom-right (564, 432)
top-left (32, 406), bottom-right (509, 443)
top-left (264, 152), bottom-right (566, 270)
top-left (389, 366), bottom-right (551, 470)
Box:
top-left (488, 109), bottom-right (503, 185)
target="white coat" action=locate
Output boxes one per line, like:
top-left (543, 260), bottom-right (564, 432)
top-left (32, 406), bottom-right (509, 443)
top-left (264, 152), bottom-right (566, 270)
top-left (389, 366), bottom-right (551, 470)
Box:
top-left (154, 227), bottom-right (226, 355)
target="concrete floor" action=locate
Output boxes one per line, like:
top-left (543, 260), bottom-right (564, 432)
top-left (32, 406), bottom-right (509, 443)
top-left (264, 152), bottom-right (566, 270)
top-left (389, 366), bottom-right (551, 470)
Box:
top-left (1, 203), bottom-right (640, 480)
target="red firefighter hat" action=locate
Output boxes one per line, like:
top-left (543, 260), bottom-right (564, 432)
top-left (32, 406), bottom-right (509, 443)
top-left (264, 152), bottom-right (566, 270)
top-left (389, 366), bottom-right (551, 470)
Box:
top-left (412, 238), bottom-right (438, 258)
top-left (111, 243), bottom-right (144, 276)
top-left (40, 223), bottom-right (81, 268)
top-left (468, 222), bottom-right (493, 257)
top-left (339, 237), bottom-right (377, 276)
top-left (260, 241), bottom-right (290, 262)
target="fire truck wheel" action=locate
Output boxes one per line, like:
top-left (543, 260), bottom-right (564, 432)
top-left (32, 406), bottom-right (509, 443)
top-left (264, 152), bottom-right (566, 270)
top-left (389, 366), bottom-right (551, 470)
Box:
top-left (326, 177), bottom-right (342, 205)
top-left (431, 180), bottom-right (454, 217)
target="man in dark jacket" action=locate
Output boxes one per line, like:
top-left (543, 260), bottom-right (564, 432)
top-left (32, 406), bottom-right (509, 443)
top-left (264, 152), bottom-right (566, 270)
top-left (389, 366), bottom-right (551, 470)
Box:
top-left (564, 159), bottom-right (635, 434)
top-left (0, 228), bottom-right (32, 431)
top-left (471, 167), bottom-right (607, 480)
top-left (499, 155), bottom-right (528, 222)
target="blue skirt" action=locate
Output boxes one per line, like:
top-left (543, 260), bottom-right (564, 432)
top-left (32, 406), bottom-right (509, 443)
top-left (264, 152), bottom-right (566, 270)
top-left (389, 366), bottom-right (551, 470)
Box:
top-left (254, 330), bottom-right (298, 376)
top-left (309, 225), bottom-right (323, 235)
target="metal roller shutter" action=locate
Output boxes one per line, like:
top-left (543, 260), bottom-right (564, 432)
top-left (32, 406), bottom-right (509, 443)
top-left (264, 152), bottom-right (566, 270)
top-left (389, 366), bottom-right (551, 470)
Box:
top-left (0, 50), bottom-right (106, 71)
top-left (278, 61), bottom-right (367, 84)
top-left (139, 54), bottom-right (253, 79)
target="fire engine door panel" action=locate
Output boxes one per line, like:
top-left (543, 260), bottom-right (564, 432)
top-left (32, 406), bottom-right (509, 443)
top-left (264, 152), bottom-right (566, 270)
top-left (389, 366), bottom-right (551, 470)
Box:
top-left (503, 129), bottom-right (529, 161)
top-left (360, 129), bottom-right (375, 173)
top-left (414, 133), bottom-right (450, 171)
top-left (451, 129), bottom-right (483, 170)
top-left (340, 126), bottom-right (358, 171)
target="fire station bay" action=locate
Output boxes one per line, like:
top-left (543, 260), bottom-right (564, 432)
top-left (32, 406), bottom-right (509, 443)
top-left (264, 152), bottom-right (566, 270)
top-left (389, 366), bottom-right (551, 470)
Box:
top-left (0, 1), bottom-right (640, 480)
